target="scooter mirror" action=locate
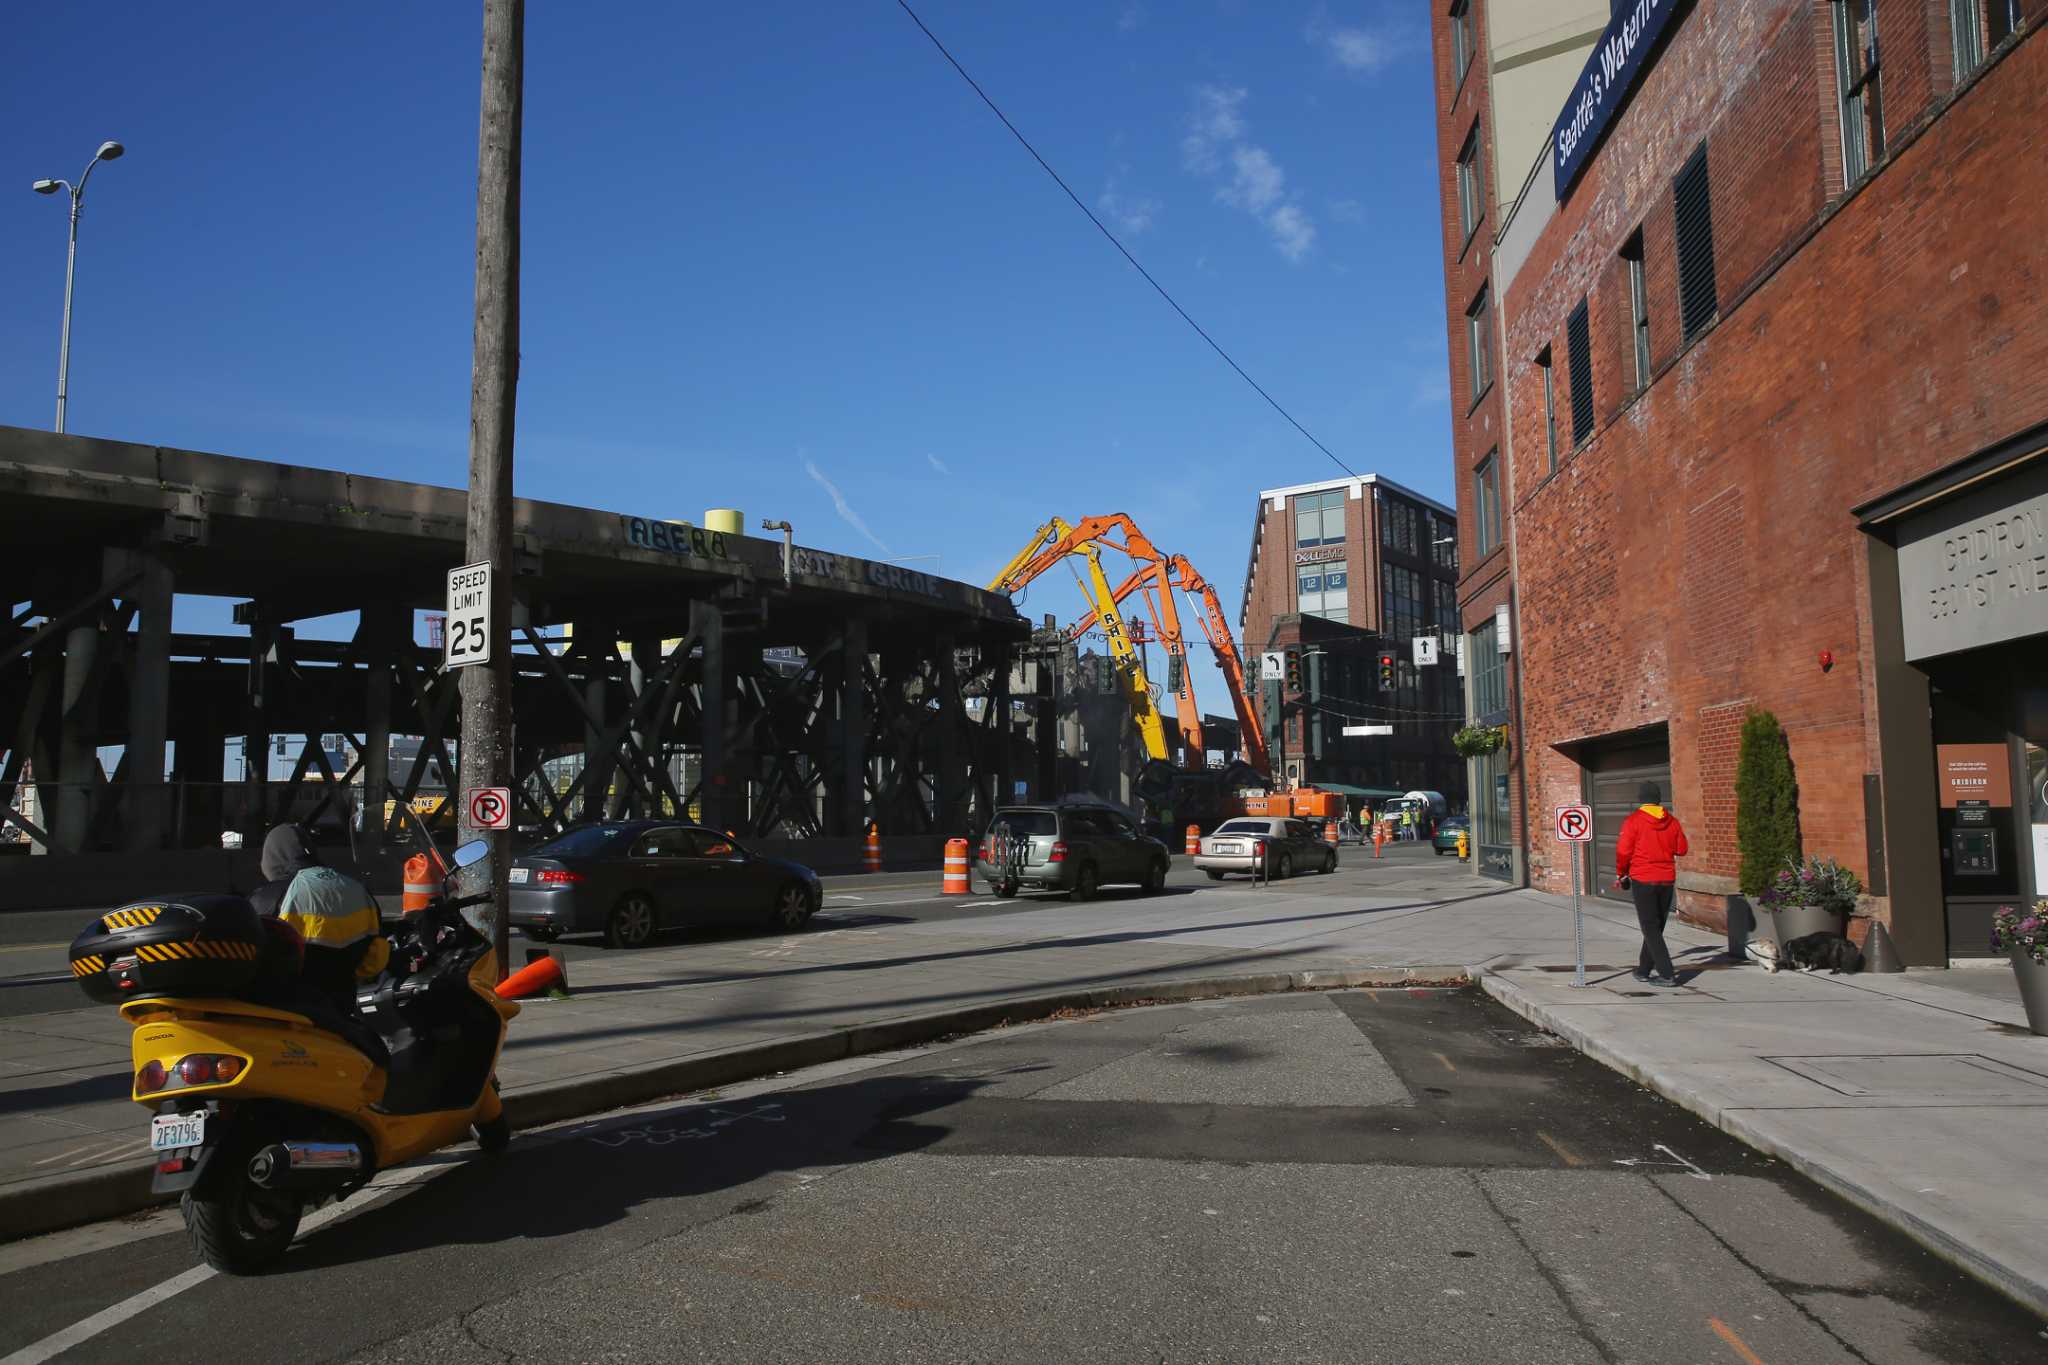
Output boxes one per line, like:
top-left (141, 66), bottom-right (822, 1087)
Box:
top-left (452, 838), bottom-right (490, 870)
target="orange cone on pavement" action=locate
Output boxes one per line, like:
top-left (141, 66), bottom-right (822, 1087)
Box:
top-left (1372, 822), bottom-right (1385, 859)
top-left (1185, 824), bottom-right (1200, 856)
top-left (494, 954), bottom-right (563, 1000)
top-left (863, 824), bottom-right (882, 873)
top-left (1323, 819), bottom-right (1338, 848)
top-left (942, 838), bottom-right (970, 895)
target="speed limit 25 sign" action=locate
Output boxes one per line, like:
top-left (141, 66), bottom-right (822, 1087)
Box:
top-left (444, 561), bottom-right (492, 670)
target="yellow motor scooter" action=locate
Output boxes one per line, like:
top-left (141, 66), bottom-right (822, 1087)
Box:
top-left (70, 836), bottom-right (518, 1273)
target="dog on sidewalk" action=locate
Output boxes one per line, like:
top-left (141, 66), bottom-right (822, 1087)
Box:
top-left (1772, 931), bottom-right (1864, 974)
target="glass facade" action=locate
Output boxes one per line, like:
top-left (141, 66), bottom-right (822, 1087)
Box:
top-left (1294, 489), bottom-right (1346, 547)
top-left (1296, 561), bottom-right (1349, 622)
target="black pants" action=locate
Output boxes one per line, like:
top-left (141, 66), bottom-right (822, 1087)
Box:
top-left (1632, 880), bottom-right (1677, 979)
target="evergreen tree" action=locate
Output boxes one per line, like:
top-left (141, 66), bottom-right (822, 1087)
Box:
top-left (1735, 708), bottom-right (1800, 896)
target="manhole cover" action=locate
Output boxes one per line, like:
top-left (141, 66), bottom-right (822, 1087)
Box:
top-left (1766, 1054), bottom-right (2048, 1099)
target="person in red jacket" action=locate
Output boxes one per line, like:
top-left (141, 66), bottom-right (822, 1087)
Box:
top-left (1616, 781), bottom-right (1690, 985)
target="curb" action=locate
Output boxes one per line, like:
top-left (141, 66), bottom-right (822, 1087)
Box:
top-left (1475, 968), bottom-right (2048, 1319)
top-left (0, 965), bottom-right (1467, 1244)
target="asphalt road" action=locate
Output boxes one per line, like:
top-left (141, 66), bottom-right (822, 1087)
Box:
top-left (2, 986), bottom-right (2039, 1363)
top-left (0, 841), bottom-right (1450, 1020)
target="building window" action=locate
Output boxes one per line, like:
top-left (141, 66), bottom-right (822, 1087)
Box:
top-left (1538, 347), bottom-right (1559, 473)
top-left (1466, 287), bottom-right (1493, 403)
top-left (1566, 300), bottom-right (1594, 444)
top-left (1952, 0), bottom-right (1986, 76)
top-left (1473, 454), bottom-right (1501, 557)
top-left (1455, 128), bottom-right (1483, 243)
top-left (1469, 616), bottom-right (1506, 718)
top-left (1380, 499), bottom-right (1420, 557)
top-left (1381, 563), bottom-right (1424, 646)
top-left (1986, 0), bottom-right (2021, 49)
top-left (1833, 0), bottom-right (1885, 183)
top-left (1297, 561), bottom-right (1350, 622)
top-left (1450, 0), bottom-right (1474, 88)
top-left (1623, 233), bottom-right (1651, 392)
top-left (1293, 489), bottom-right (1346, 548)
top-left (1433, 577), bottom-right (1457, 631)
top-left (1673, 145), bottom-right (1718, 341)
top-left (1428, 513), bottom-right (1458, 572)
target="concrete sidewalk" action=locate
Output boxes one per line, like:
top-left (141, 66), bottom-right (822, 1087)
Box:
top-left (3, 859), bottom-right (2045, 1320)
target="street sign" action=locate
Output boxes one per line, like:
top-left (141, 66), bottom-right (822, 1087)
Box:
top-left (1341, 724), bottom-right (1394, 736)
top-left (1555, 804), bottom-right (1593, 843)
top-left (1412, 636), bottom-right (1439, 666)
top-left (467, 786), bottom-right (512, 831)
top-left (1260, 651), bottom-right (1284, 682)
top-left (444, 562), bottom-right (493, 670)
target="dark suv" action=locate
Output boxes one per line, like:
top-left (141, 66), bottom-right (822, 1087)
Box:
top-left (978, 802), bottom-right (1172, 901)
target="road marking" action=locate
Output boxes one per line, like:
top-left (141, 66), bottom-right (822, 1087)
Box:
top-left (1432, 1051), bottom-right (1457, 1073)
top-left (1534, 1130), bottom-right (1585, 1167)
top-left (0, 1263), bottom-right (217, 1365)
top-left (826, 894), bottom-right (865, 902)
top-left (1709, 1316), bottom-right (1768, 1365)
top-left (1655, 1142), bottom-right (1712, 1181)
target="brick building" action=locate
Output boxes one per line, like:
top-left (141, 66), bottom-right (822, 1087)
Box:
top-left (1239, 475), bottom-right (1464, 804)
top-left (1433, 0), bottom-right (2048, 960)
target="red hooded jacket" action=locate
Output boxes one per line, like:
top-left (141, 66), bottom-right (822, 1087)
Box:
top-left (1616, 805), bottom-right (1689, 884)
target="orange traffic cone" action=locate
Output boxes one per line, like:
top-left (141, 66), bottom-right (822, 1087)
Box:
top-left (1372, 822), bottom-right (1385, 859)
top-left (1185, 824), bottom-right (1200, 856)
top-left (495, 954), bottom-right (564, 1000)
top-left (863, 823), bottom-right (882, 873)
top-left (942, 838), bottom-right (970, 895)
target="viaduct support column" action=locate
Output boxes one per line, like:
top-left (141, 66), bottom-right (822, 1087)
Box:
top-left (692, 601), bottom-right (728, 832)
top-left (360, 606), bottom-right (403, 854)
top-left (839, 615), bottom-right (867, 837)
top-left (54, 573), bottom-right (102, 855)
top-left (122, 551), bottom-right (174, 852)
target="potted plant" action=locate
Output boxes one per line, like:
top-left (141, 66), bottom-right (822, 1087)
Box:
top-left (1452, 724), bottom-right (1505, 758)
top-left (1754, 857), bottom-right (1863, 945)
top-left (1991, 900), bottom-right (2048, 1036)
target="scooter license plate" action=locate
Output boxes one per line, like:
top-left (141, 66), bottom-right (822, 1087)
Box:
top-left (150, 1112), bottom-right (205, 1152)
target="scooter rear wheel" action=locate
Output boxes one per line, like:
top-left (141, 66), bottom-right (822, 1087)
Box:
top-left (474, 1113), bottom-right (511, 1152)
top-left (183, 1174), bottom-right (302, 1274)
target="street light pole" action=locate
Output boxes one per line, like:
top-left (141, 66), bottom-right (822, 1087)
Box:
top-left (33, 141), bottom-right (125, 435)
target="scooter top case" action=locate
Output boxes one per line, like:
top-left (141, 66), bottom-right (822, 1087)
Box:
top-left (70, 894), bottom-right (293, 1006)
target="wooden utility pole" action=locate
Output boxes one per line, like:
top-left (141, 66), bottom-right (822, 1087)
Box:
top-left (459, 0), bottom-right (523, 977)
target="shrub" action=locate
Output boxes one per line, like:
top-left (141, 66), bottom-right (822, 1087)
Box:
top-left (1452, 724), bottom-right (1505, 758)
top-left (1991, 900), bottom-right (2048, 965)
top-left (1735, 708), bottom-right (1800, 898)
top-left (1756, 857), bottom-right (1862, 915)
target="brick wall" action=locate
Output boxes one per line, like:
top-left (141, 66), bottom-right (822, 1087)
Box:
top-left (1499, 6), bottom-right (2048, 913)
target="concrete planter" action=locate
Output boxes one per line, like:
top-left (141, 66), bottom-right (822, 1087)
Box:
top-left (2010, 950), bottom-right (2048, 1037)
top-left (1761, 903), bottom-right (1845, 946)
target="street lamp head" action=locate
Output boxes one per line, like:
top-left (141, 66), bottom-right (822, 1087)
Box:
top-left (94, 141), bottom-right (125, 162)
top-left (32, 179), bottom-right (59, 194)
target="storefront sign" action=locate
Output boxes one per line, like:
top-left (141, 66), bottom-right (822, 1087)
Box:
top-left (623, 517), bottom-right (730, 560)
top-left (1937, 744), bottom-right (2012, 808)
top-left (1551, 0), bottom-right (1687, 198)
top-left (1292, 545), bottom-right (1346, 566)
top-left (1895, 461), bottom-right (2048, 661)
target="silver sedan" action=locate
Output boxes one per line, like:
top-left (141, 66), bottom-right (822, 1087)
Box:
top-left (1194, 816), bottom-right (1338, 880)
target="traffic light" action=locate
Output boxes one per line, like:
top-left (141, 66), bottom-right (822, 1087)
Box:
top-left (1167, 654), bottom-right (1184, 692)
top-left (1284, 649), bottom-right (1304, 696)
top-left (1378, 653), bottom-right (1395, 689)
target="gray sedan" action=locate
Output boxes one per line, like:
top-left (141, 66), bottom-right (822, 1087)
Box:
top-left (505, 821), bottom-right (821, 948)
top-left (1194, 817), bottom-right (1337, 880)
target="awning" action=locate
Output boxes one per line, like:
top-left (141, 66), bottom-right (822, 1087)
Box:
top-left (1308, 782), bottom-right (1405, 799)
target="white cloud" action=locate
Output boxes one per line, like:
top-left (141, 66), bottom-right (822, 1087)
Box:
top-left (1117, 3), bottom-right (1144, 32)
top-left (1327, 27), bottom-right (1393, 72)
top-left (1305, 9), bottom-right (1417, 77)
top-left (1098, 166), bottom-right (1160, 236)
top-left (1181, 85), bottom-right (1315, 263)
top-left (803, 456), bottom-right (893, 554)
top-left (926, 452), bottom-right (951, 475)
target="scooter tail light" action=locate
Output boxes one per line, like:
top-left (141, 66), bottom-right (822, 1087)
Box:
top-left (177, 1054), bottom-right (243, 1086)
top-left (137, 1061), bottom-right (167, 1094)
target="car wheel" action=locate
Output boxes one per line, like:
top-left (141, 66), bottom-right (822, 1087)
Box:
top-left (1276, 853), bottom-right (1294, 880)
top-left (772, 882), bottom-right (814, 931)
top-left (1434, 847), bottom-right (1446, 856)
top-left (1205, 869), bottom-right (1226, 881)
top-left (523, 926), bottom-right (561, 943)
top-left (1144, 859), bottom-right (1168, 894)
top-left (1320, 851), bottom-right (1336, 874)
top-left (1070, 863), bottom-right (1099, 902)
top-left (606, 893), bottom-right (657, 949)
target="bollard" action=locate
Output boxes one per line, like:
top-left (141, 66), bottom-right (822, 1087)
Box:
top-left (941, 838), bottom-right (970, 895)
top-left (1457, 830), bottom-right (1469, 862)
top-left (1252, 838), bottom-right (1265, 887)
top-left (863, 824), bottom-right (882, 873)
top-left (1372, 822), bottom-right (1385, 860)
top-left (1185, 824), bottom-right (1200, 856)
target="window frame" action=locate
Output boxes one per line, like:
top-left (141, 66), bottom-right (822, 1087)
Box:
top-left (1566, 299), bottom-right (1595, 444)
top-left (1951, 0), bottom-right (1985, 78)
top-left (1450, 0), bottom-right (1474, 90)
top-left (1455, 127), bottom-right (1483, 245)
top-left (1466, 286), bottom-right (1493, 405)
top-left (1623, 232), bottom-right (1651, 393)
top-left (1833, 0), bottom-right (1886, 183)
top-left (1537, 347), bottom-right (1559, 474)
top-left (1473, 454), bottom-right (1501, 557)
top-left (1672, 145), bottom-right (1719, 342)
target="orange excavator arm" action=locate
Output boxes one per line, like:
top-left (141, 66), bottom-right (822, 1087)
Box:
top-left (1168, 555), bottom-right (1269, 776)
top-left (1067, 560), bottom-right (1203, 764)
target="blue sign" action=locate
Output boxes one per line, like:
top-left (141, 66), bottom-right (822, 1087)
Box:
top-left (1551, 0), bottom-right (1687, 199)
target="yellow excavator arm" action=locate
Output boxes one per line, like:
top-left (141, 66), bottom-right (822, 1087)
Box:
top-left (989, 518), bottom-right (1170, 762)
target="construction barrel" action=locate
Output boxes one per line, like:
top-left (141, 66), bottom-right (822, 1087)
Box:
top-left (863, 824), bottom-right (882, 873)
top-left (1323, 819), bottom-right (1338, 848)
top-left (401, 853), bottom-right (439, 914)
top-left (942, 838), bottom-right (970, 895)
top-left (1185, 824), bottom-right (1200, 856)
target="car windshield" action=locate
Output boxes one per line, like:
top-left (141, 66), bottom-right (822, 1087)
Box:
top-left (1214, 820), bottom-right (1271, 835)
top-left (993, 811), bottom-right (1057, 837)
top-left (528, 825), bottom-right (633, 859)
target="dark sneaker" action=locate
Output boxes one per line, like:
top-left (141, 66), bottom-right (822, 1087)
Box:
top-left (1650, 974), bottom-right (1683, 987)
top-left (1631, 970), bottom-right (1651, 983)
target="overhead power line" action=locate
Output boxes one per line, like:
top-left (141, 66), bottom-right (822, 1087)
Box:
top-left (893, 0), bottom-right (1358, 480)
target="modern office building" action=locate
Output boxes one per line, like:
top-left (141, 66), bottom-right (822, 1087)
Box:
top-left (1240, 475), bottom-right (1464, 802)
top-left (1432, 0), bottom-right (2047, 960)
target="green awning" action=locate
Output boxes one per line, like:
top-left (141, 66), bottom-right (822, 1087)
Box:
top-left (1309, 782), bottom-right (1405, 799)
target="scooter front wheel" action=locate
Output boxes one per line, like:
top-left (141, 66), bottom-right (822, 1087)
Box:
top-left (474, 1113), bottom-right (511, 1152)
top-left (183, 1175), bottom-right (302, 1274)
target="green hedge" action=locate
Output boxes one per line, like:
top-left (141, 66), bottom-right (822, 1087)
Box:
top-left (1735, 708), bottom-right (1800, 897)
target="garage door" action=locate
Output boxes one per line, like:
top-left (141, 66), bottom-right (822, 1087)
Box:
top-left (1581, 738), bottom-right (1672, 904)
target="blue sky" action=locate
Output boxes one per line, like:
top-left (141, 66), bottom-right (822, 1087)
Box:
top-left (4, 3), bottom-right (1452, 739)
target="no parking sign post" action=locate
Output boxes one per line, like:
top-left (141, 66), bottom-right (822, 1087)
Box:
top-left (1555, 805), bottom-right (1594, 987)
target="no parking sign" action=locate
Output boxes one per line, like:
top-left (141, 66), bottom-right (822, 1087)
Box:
top-left (1555, 804), bottom-right (1593, 843)
top-left (467, 787), bottom-right (512, 831)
